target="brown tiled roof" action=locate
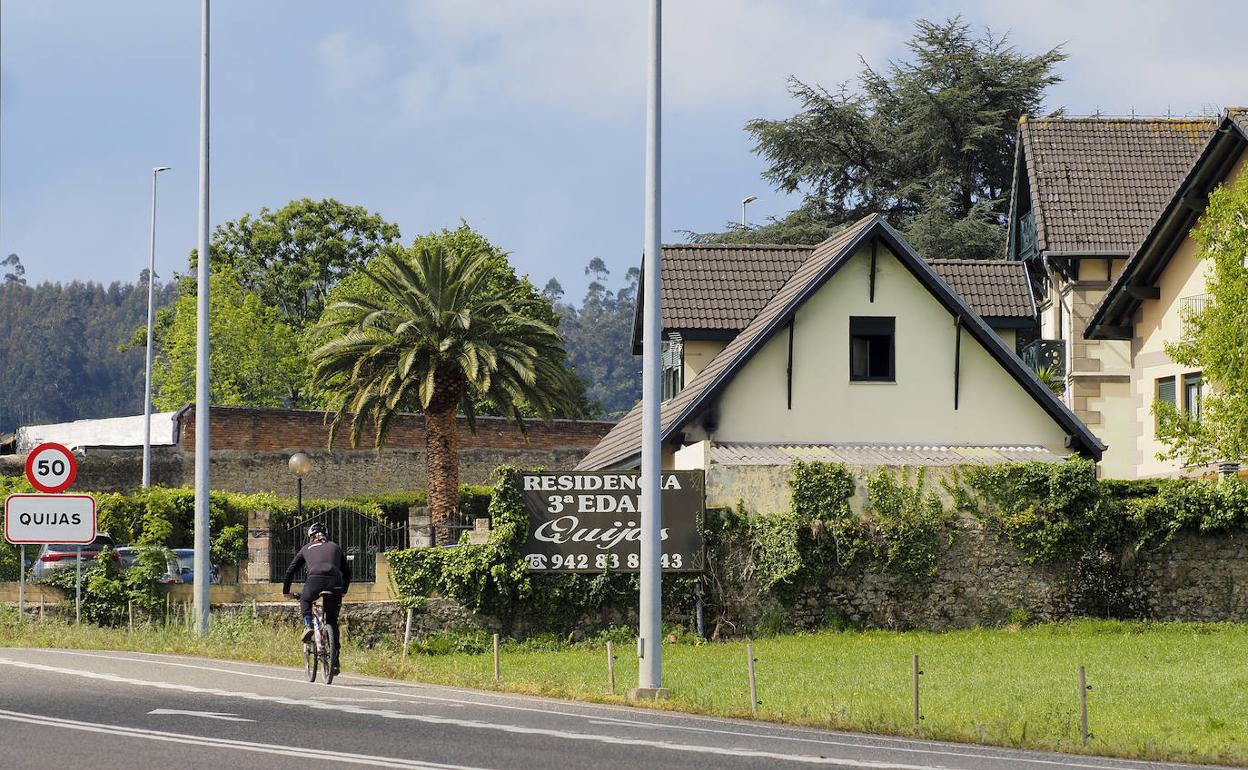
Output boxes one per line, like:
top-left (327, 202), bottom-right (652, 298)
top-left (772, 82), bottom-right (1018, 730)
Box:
top-left (1018, 116), bottom-right (1217, 254)
top-left (659, 244), bottom-right (813, 331)
top-left (928, 260), bottom-right (1034, 319)
top-left (710, 442), bottom-right (1065, 467)
top-left (641, 246), bottom-right (1031, 349)
top-left (581, 215), bottom-right (1102, 471)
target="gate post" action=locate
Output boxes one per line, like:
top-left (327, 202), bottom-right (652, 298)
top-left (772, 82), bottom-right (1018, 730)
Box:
top-left (409, 506), bottom-right (432, 548)
top-left (246, 510), bottom-right (272, 583)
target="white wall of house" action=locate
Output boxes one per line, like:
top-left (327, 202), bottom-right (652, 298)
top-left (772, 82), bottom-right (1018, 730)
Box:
top-left (707, 244), bottom-right (1073, 453)
top-left (682, 339), bottom-right (727, 384)
top-left (1129, 154), bottom-right (1247, 476)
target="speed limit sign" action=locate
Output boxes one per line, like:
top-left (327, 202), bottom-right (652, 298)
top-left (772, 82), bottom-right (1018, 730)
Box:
top-left (24, 442), bottom-right (78, 494)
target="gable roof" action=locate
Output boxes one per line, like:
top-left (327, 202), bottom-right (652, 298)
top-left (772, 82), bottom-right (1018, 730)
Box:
top-left (1011, 116), bottom-right (1218, 257)
top-left (581, 215), bottom-right (1103, 471)
top-left (1087, 109), bottom-right (1248, 339)
top-left (632, 244), bottom-right (1034, 352)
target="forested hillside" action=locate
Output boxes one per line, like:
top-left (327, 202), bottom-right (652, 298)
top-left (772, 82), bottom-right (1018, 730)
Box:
top-left (0, 279), bottom-right (176, 433)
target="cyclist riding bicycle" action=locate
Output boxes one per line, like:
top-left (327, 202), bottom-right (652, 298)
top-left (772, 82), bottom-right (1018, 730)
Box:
top-left (283, 522), bottom-right (351, 675)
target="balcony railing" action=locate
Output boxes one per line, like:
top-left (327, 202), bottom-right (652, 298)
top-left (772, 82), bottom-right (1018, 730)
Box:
top-left (1180, 294), bottom-right (1212, 340)
top-left (1022, 339), bottom-right (1065, 378)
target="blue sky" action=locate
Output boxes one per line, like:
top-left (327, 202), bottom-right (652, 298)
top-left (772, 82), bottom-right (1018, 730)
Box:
top-left (2, 1), bottom-right (1245, 301)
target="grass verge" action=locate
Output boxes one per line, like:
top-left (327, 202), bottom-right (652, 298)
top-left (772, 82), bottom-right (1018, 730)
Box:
top-left (2, 607), bottom-right (1245, 766)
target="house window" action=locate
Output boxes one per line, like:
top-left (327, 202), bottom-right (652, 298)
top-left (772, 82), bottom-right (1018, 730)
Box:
top-left (1184, 372), bottom-right (1204, 423)
top-left (661, 338), bottom-right (683, 400)
top-left (1156, 376), bottom-right (1176, 409)
top-left (850, 317), bottom-right (894, 382)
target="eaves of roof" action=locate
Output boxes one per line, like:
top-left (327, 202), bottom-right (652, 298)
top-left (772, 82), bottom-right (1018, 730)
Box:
top-left (1086, 110), bottom-right (1248, 339)
top-left (578, 215), bottom-right (1103, 471)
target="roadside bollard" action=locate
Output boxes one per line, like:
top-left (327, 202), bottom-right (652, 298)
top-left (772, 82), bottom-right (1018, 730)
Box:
top-left (39, 595), bottom-right (45, 622)
top-left (606, 640), bottom-right (616, 695)
top-left (128, 601), bottom-right (134, 633)
top-left (912, 654), bottom-right (923, 726)
top-left (746, 641), bottom-right (759, 716)
top-left (252, 598), bottom-right (258, 620)
top-left (1079, 665), bottom-right (1091, 745)
top-left (401, 608), bottom-right (413, 661)
top-left (493, 633), bottom-right (501, 682)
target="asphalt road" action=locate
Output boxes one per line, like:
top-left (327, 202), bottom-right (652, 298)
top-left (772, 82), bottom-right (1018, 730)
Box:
top-left (0, 648), bottom-right (1215, 770)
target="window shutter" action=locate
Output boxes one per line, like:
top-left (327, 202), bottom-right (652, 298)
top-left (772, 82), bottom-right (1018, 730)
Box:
top-left (1156, 376), bottom-right (1176, 407)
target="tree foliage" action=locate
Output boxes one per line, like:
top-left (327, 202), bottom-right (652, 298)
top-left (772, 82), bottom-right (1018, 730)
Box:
top-left (151, 270), bottom-right (305, 410)
top-left (693, 17), bottom-right (1065, 259)
top-left (310, 243), bottom-right (584, 522)
top-left (204, 198), bottom-right (401, 331)
top-left (1155, 170), bottom-right (1248, 467)
top-left (2, 254), bottom-right (26, 285)
top-left (548, 259), bottom-right (641, 419)
top-left (0, 278), bottom-right (176, 433)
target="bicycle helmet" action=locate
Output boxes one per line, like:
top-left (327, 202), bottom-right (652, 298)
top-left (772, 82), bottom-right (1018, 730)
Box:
top-left (307, 522), bottom-right (328, 540)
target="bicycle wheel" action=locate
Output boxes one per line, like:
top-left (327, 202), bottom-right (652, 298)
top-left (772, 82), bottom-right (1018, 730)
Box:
top-left (304, 641), bottom-right (318, 682)
top-left (321, 626), bottom-right (336, 685)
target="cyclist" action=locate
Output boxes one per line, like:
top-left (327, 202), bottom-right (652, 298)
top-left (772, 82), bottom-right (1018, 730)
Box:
top-left (283, 522), bottom-right (351, 675)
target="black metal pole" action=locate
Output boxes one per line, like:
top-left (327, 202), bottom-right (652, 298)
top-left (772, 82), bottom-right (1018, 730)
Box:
top-left (297, 477), bottom-right (303, 520)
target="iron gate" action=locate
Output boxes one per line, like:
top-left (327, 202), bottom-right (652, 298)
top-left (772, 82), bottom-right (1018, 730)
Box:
top-left (270, 505), bottom-right (408, 583)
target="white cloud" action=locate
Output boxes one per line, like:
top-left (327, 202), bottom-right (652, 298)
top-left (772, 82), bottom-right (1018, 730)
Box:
top-left (316, 31), bottom-right (386, 95)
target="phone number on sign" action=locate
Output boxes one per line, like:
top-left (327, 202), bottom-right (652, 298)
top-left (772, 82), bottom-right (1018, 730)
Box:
top-left (544, 552), bottom-right (685, 570)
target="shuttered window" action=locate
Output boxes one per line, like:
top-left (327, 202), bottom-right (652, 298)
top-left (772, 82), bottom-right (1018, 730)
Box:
top-left (1156, 376), bottom-right (1176, 408)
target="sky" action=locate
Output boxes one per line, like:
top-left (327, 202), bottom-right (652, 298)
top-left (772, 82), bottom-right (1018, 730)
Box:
top-left (1, 0), bottom-right (1245, 302)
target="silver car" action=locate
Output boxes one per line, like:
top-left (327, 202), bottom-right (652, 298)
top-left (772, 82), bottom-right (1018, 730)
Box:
top-left (30, 534), bottom-right (117, 579)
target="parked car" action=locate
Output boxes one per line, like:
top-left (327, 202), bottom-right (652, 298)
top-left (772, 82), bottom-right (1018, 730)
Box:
top-left (170, 548), bottom-right (221, 584)
top-left (115, 546), bottom-right (183, 584)
top-left (31, 534), bottom-right (117, 579)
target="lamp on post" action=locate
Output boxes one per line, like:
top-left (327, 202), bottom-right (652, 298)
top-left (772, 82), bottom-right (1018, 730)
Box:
top-left (289, 452), bottom-right (312, 520)
top-left (741, 195), bottom-right (758, 227)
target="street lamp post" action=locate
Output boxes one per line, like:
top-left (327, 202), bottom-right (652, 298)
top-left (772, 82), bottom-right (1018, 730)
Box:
top-left (289, 452), bottom-right (312, 521)
top-left (192, 0), bottom-right (212, 636)
top-left (741, 195), bottom-right (758, 227)
top-left (142, 165), bottom-right (171, 489)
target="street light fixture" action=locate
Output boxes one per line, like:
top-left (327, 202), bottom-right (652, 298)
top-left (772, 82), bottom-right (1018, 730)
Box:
top-left (142, 166), bottom-right (172, 489)
top-left (741, 195), bottom-right (758, 227)
top-left (289, 452), bottom-right (313, 520)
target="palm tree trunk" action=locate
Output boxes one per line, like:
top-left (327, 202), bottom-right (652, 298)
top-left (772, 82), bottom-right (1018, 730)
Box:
top-left (424, 361), bottom-right (462, 526)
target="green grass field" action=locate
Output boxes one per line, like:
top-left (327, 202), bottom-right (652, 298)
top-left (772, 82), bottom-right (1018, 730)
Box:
top-left (3, 608), bottom-right (1246, 765)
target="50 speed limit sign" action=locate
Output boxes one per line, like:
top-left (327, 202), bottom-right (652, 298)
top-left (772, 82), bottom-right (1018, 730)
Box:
top-left (24, 442), bottom-right (78, 494)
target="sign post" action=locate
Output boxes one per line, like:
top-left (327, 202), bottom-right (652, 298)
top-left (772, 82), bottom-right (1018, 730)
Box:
top-left (5, 443), bottom-right (95, 625)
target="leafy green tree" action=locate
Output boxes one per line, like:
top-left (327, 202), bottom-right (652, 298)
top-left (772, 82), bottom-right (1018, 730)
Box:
top-left (2, 253), bottom-right (25, 285)
top-left (316, 223), bottom-right (592, 416)
top-left (151, 270), bottom-right (305, 410)
top-left (691, 18), bottom-right (1065, 259)
top-left (310, 244), bottom-right (582, 523)
top-left (205, 198), bottom-right (401, 331)
top-left (551, 260), bottom-right (641, 418)
top-left (1155, 172), bottom-right (1248, 468)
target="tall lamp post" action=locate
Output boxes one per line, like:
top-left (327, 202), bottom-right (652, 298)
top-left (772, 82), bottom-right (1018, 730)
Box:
top-left (142, 165), bottom-right (172, 488)
top-left (192, 0), bottom-right (212, 636)
top-left (289, 452), bottom-right (312, 520)
top-left (741, 195), bottom-right (757, 227)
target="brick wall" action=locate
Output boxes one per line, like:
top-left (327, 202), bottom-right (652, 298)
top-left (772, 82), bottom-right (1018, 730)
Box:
top-left (178, 405), bottom-right (613, 453)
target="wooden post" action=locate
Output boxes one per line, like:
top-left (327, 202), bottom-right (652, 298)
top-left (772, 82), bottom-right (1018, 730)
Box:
top-left (746, 641), bottom-right (758, 716)
top-left (401, 608), bottom-right (413, 661)
top-left (492, 633), bottom-right (501, 682)
top-left (252, 598), bottom-right (258, 619)
top-left (1079, 665), bottom-right (1090, 745)
top-left (912, 655), bottom-right (922, 727)
top-left (39, 594), bottom-right (45, 622)
top-left (607, 640), bottom-right (616, 695)
top-left (128, 601), bottom-right (134, 633)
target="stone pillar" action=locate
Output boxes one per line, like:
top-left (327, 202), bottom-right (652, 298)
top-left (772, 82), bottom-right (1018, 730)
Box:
top-left (246, 510), bottom-right (272, 583)
top-left (467, 517), bottom-right (491, 545)
top-left (408, 505), bottom-right (432, 548)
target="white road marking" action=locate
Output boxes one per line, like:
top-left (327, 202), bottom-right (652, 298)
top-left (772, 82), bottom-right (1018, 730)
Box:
top-left (309, 697), bottom-right (402, 703)
top-left (149, 708), bottom-right (255, 722)
top-left (0, 656), bottom-right (936, 769)
top-left (0, 708), bottom-right (495, 769)
top-left (33, 649), bottom-right (1169, 770)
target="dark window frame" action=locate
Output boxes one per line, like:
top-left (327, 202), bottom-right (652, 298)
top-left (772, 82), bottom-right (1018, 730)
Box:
top-left (849, 316), bottom-right (895, 382)
top-left (1183, 372), bottom-right (1204, 423)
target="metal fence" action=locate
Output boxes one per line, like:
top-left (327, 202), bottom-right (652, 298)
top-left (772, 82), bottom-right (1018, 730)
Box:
top-left (269, 505), bottom-right (408, 583)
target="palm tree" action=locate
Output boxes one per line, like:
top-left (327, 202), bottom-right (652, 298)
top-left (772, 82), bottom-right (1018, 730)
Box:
top-left (310, 244), bottom-right (581, 523)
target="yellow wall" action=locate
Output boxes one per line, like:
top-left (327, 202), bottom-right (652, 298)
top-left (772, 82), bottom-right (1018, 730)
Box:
top-left (1131, 153), bottom-right (1246, 477)
top-left (707, 245), bottom-right (1073, 453)
top-left (683, 339), bottom-right (727, 383)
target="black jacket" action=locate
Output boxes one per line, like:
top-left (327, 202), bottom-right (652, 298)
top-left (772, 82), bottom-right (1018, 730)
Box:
top-left (282, 540), bottom-right (351, 595)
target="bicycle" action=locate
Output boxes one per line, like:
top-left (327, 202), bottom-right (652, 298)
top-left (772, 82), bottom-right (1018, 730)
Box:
top-left (301, 590), bottom-right (338, 684)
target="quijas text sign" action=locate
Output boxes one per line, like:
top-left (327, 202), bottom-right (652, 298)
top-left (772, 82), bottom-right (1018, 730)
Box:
top-left (519, 471), bottom-right (703, 572)
top-left (4, 494), bottom-right (97, 544)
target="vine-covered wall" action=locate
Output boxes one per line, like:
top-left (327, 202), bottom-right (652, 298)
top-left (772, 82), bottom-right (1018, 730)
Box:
top-left (386, 460), bottom-right (1248, 639)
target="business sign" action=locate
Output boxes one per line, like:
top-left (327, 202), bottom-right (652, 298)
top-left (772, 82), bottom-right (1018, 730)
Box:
top-left (519, 471), bottom-right (703, 572)
top-left (4, 494), bottom-right (97, 545)
top-left (25, 442), bottom-right (78, 494)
